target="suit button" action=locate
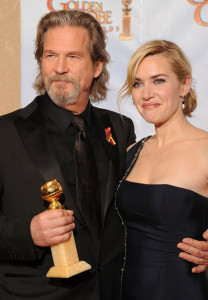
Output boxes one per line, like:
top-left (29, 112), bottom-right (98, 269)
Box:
top-left (97, 265), bottom-right (103, 271)
top-left (80, 224), bottom-right (87, 230)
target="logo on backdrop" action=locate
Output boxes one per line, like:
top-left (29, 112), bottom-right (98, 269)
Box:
top-left (187, 0), bottom-right (208, 26)
top-left (47, 0), bottom-right (133, 40)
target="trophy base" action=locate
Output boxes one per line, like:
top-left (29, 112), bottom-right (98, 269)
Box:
top-left (46, 261), bottom-right (91, 278)
top-left (119, 34), bottom-right (133, 41)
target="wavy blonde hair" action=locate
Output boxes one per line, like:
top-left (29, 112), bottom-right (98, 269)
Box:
top-left (118, 40), bottom-right (197, 117)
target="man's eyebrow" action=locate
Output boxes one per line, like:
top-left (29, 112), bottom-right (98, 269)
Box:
top-left (43, 49), bottom-right (83, 56)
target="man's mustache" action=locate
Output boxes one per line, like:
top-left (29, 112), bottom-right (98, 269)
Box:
top-left (48, 75), bottom-right (78, 84)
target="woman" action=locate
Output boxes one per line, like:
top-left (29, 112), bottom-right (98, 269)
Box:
top-left (116, 40), bottom-right (208, 300)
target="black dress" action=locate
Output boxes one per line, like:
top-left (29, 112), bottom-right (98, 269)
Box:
top-left (116, 138), bottom-right (208, 300)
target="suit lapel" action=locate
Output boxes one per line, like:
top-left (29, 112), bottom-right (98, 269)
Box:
top-left (92, 108), bottom-right (120, 217)
top-left (13, 103), bottom-right (84, 224)
top-left (13, 102), bottom-right (121, 226)
top-left (14, 109), bottom-right (61, 183)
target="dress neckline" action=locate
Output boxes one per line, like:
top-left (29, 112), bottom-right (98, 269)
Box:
top-left (124, 180), bottom-right (208, 200)
top-left (123, 137), bottom-right (208, 200)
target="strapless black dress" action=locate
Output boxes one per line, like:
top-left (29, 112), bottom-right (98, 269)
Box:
top-left (116, 138), bottom-right (208, 300)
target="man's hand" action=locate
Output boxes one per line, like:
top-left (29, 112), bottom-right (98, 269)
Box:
top-left (30, 209), bottom-right (75, 247)
top-left (177, 229), bottom-right (208, 273)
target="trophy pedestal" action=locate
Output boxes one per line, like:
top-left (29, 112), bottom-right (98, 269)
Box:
top-left (119, 34), bottom-right (133, 41)
top-left (46, 232), bottom-right (91, 278)
top-left (120, 15), bottom-right (132, 41)
top-left (46, 261), bottom-right (91, 278)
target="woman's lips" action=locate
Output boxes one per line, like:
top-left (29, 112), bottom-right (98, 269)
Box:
top-left (142, 103), bottom-right (160, 109)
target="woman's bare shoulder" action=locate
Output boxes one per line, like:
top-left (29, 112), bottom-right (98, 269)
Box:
top-left (189, 126), bottom-right (208, 143)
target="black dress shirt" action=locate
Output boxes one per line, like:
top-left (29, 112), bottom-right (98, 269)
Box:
top-left (39, 94), bottom-right (109, 223)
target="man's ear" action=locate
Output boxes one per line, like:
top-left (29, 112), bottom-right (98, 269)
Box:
top-left (93, 61), bottom-right (104, 78)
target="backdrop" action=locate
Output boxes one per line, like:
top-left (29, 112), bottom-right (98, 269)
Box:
top-left (21, 0), bottom-right (208, 140)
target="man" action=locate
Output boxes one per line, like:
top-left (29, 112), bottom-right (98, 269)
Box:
top-left (0, 9), bottom-right (207, 300)
top-left (0, 9), bottom-right (135, 300)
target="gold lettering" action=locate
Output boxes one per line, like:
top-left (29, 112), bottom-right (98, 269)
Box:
top-left (47, 0), bottom-right (54, 11)
top-left (82, 2), bottom-right (90, 11)
top-left (90, 2), bottom-right (95, 11)
top-left (94, 2), bottom-right (102, 12)
top-left (102, 26), bottom-right (107, 33)
top-left (96, 12), bottom-right (105, 24)
top-left (187, 0), bottom-right (208, 26)
top-left (89, 2), bottom-right (102, 12)
top-left (194, 3), bottom-right (208, 26)
top-left (67, 1), bottom-right (78, 10)
top-left (187, 0), bottom-right (200, 6)
top-left (105, 11), bottom-right (112, 24)
top-left (60, 2), bottom-right (70, 9)
top-left (46, 1), bottom-right (115, 29)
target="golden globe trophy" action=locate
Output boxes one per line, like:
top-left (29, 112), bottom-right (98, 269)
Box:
top-left (119, 0), bottom-right (133, 41)
top-left (41, 179), bottom-right (91, 278)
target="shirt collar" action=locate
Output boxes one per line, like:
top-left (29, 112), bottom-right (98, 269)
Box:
top-left (41, 93), bottom-right (92, 132)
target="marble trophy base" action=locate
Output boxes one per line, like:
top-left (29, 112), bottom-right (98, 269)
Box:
top-left (46, 233), bottom-right (91, 278)
top-left (46, 261), bottom-right (91, 278)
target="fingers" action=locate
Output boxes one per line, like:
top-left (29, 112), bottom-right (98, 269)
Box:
top-left (182, 238), bottom-right (208, 252)
top-left (178, 238), bottom-right (208, 259)
top-left (47, 229), bottom-right (73, 246)
top-left (203, 229), bottom-right (208, 240)
top-left (30, 209), bottom-right (75, 247)
top-left (177, 238), bottom-right (208, 273)
top-left (42, 210), bottom-right (74, 229)
top-left (192, 264), bottom-right (207, 274)
top-left (178, 249), bottom-right (208, 265)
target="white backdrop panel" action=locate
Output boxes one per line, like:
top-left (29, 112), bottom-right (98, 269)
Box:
top-left (21, 0), bottom-right (208, 140)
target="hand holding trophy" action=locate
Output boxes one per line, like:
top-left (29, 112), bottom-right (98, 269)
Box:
top-left (41, 179), bottom-right (91, 278)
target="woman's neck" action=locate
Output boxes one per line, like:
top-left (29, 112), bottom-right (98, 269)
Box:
top-left (153, 114), bottom-right (192, 148)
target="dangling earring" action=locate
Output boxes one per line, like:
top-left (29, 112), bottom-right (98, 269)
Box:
top-left (182, 96), bottom-right (185, 110)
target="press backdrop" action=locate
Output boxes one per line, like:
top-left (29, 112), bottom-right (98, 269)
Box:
top-left (20, 0), bottom-right (208, 140)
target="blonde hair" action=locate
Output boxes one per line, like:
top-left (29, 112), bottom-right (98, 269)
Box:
top-left (33, 10), bottom-right (110, 103)
top-left (118, 40), bottom-right (197, 117)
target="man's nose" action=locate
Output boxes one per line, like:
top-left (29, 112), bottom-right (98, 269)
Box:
top-left (55, 57), bottom-right (69, 74)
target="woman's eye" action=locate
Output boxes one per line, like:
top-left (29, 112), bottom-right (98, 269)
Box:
top-left (133, 82), bottom-right (142, 88)
top-left (155, 78), bottom-right (165, 84)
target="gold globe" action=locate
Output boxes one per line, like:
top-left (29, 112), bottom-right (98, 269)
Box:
top-left (41, 179), bottom-right (63, 210)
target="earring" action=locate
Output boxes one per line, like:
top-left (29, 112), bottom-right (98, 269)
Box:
top-left (182, 96), bottom-right (185, 110)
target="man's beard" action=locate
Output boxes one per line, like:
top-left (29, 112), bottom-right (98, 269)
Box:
top-left (45, 75), bottom-right (80, 107)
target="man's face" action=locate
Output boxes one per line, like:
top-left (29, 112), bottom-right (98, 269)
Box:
top-left (41, 25), bottom-right (103, 109)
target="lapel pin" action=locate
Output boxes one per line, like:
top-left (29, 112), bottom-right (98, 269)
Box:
top-left (105, 127), bottom-right (116, 145)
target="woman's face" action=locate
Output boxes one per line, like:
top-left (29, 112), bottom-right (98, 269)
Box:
top-left (132, 54), bottom-right (187, 126)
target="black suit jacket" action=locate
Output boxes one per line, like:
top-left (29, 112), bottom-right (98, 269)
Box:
top-left (0, 95), bottom-right (135, 300)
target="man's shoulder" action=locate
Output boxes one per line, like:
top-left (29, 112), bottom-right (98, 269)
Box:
top-left (92, 105), bottom-right (135, 144)
top-left (92, 105), bottom-right (122, 117)
top-left (92, 105), bottom-right (131, 122)
top-left (0, 96), bottom-right (41, 128)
